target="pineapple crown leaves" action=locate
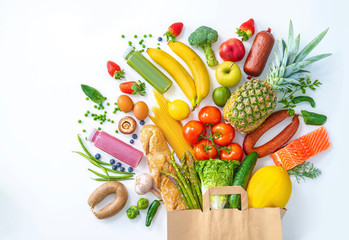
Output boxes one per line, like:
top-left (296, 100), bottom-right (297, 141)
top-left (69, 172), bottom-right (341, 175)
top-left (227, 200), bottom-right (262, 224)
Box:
top-left (266, 20), bottom-right (331, 89)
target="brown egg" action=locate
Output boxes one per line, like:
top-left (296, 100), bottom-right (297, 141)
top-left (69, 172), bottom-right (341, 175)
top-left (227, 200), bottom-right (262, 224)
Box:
top-left (133, 101), bottom-right (149, 120)
top-left (117, 95), bottom-right (134, 113)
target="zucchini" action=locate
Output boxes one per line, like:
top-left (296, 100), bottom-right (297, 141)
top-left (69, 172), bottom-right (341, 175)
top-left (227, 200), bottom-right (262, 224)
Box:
top-left (229, 152), bottom-right (258, 209)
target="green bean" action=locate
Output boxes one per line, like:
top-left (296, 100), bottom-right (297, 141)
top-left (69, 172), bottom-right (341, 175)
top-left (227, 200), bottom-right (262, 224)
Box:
top-left (77, 135), bottom-right (111, 166)
top-left (105, 167), bottom-right (134, 176)
top-left (88, 169), bottom-right (132, 180)
top-left (74, 151), bottom-right (110, 180)
top-left (91, 177), bottom-right (134, 181)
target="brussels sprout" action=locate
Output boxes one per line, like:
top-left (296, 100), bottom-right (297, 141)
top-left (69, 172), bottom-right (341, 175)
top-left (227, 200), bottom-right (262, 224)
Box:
top-left (126, 206), bottom-right (139, 219)
top-left (137, 198), bottom-right (149, 210)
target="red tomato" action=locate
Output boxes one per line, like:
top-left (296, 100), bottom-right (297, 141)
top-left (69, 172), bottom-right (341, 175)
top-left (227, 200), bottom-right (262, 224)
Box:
top-left (198, 106), bottom-right (221, 125)
top-left (211, 122), bottom-right (235, 146)
top-left (193, 139), bottom-right (218, 160)
top-left (220, 143), bottom-right (243, 162)
top-left (182, 120), bottom-right (206, 145)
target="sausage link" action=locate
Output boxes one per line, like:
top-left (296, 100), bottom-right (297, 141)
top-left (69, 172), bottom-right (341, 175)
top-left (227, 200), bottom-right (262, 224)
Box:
top-left (243, 28), bottom-right (275, 77)
top-left (243, 110), bottom-right (300, 158)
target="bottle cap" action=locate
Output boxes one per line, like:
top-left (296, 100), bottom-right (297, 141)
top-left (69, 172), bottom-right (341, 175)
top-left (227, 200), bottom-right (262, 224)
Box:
top-left (87, 128), bottom-right (98, 142)
top-left (122, 47), bottom-right (134, 60)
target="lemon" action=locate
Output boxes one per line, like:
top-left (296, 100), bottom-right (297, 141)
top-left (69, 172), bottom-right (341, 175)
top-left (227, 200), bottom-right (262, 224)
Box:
top-left (168, 100), bottom-right (190, 121)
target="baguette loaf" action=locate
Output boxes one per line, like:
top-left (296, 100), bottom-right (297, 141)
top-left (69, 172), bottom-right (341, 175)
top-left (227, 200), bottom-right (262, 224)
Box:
top-left (140, 125), bottom-right (185, 210)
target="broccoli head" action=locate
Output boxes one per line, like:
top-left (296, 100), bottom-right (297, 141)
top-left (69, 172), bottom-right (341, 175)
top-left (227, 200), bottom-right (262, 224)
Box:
top-left (188, 26), bottom-right (219, 67)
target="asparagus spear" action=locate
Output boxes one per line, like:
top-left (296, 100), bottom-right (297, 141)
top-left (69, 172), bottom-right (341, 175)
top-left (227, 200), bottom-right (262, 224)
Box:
top-left (171, 152), bottom-right (200, 209)
top-left (160, 170), bottom-right (193, 209)
top-left (187, 151), bottom-right (203, 208)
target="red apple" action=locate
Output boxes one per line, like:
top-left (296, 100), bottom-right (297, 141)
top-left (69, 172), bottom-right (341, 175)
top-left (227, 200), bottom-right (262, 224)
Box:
top-left (219, 38), bottom-right (245, 62)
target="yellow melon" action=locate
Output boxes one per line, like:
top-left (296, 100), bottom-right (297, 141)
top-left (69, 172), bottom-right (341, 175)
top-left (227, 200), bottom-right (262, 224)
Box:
top-left (247, 166), bottom-right (292, 208)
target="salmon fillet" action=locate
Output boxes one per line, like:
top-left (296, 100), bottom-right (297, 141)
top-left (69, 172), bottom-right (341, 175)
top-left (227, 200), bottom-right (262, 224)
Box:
top-left (271, 126), bottom-right (331, 170)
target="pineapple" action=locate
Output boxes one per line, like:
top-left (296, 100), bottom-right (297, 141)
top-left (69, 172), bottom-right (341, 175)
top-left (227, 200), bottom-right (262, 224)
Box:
top-left (223, 21), bottom-right (330, 133)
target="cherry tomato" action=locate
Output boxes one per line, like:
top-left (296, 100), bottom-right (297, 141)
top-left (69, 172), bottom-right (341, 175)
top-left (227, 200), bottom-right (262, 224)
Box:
top-left (212, 122), bottom-right (235, 146)
top-left (193, 139), bottom-right (218, 160)
top-left (220, 143), bottom-right (243, 162)
top-left (182, 120), bottom-right (206, 145)
top-left (198, 106), bottom-right (221, 125)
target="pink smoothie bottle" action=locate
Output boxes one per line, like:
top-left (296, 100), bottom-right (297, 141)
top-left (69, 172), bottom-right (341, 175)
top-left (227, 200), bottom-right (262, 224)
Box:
top-left (88, 129), bottom-right (143, 168)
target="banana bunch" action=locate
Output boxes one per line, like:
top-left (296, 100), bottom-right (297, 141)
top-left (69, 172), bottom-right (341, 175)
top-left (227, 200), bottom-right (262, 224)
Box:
top-left (147, 41), bottom-right (210, 109)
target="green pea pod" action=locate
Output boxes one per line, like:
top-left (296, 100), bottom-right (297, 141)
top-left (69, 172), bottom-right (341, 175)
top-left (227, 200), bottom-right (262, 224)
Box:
top-left (301, 110), bottom-right (327, 125)
top-left (81, 84), bottom-right (106, 106)
top-left (145, 200), bottom-right (161, 227)
top-left (292, 96), bottom-right (316, 108)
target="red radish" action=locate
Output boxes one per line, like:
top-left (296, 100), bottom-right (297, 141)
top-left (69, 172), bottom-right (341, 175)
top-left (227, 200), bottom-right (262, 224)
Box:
top-left (119, 80), bottom-right (146, 95)
top-left (107, 61), bottom-right (125, 80)
top-left (164, 22), bottom-right (184, 41)
top-left (236, 19), bottom-right (255, 41)
top-left (219, 38), bottom-right (245, 62)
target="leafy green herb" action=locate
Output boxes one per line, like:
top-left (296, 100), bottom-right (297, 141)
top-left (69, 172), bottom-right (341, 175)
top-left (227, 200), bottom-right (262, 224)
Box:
top-left (278, 76), bottom-right (322, 115)
top-left (300, 110), bottom-right (327, 125)
top-left (287, 162), bottom-right (322, 183)
top-left (81, 84), bottom-right (107, 106)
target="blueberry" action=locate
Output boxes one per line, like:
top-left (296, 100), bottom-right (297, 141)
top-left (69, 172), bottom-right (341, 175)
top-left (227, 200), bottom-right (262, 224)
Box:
top-left (110, 159), bottom-right (115, 164)
top-left (95, 153), bottom-right (101, 159)
top-left (128, 167), bottom-right (134, 173)
top-left (158, 37), bottom-right (162, 41)
top-left (120, 167), bottom-right (125, 172)
top-left (116, 162), bottom-right (122, 168)
top-left (132, 134), bottom-right (137, 139)
top-left (112, 164), bottom-right (117, 170)
top-left (140, 120), bottom-right (145, 125)
top-left (130, 139), bottom-right (134, 144)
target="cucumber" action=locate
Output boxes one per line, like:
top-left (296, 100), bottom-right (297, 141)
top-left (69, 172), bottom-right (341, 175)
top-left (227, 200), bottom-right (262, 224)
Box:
top-left (229, 152), bottom-right (258, 209)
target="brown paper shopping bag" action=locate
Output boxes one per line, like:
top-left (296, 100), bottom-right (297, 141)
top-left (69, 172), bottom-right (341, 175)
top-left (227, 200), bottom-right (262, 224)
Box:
top-left (168, 186), bottom-right (284, 240)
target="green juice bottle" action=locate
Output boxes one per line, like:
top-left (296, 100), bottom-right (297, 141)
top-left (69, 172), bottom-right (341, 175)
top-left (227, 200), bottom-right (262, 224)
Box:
top-left (123, 48), bottom-right (172, 94)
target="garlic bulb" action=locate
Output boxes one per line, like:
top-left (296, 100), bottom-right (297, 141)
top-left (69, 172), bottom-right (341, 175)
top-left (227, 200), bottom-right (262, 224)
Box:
top-left (135, 173), bottom-right (161, 199)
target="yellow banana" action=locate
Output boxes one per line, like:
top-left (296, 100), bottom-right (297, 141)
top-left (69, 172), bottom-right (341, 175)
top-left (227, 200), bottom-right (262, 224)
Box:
top-left (147, 48), bottom-right (197, 108)
top-left (168, 41), bottom-right (210, 107)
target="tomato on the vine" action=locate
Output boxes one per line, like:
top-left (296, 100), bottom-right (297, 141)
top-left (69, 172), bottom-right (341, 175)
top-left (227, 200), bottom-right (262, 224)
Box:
top-left (220, 143), bottom-right (243, 162)
top-left (182, 120), bottom-right (206, 145)
top-left (198, 106), bottom-right (221, 125)
top-left (193, 139), bottom-right (218, 160)
top-left (211, 122), bottom-right (235, 146)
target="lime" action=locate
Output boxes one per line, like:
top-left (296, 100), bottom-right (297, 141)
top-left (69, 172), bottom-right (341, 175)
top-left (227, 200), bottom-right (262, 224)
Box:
top-left (168, 99), bottom-right (190, 120)
top-left (212, 87), bottom-right (231, 107)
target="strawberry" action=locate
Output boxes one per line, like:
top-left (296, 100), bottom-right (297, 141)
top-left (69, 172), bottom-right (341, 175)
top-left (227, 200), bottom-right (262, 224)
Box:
top-left (164, 22), bottom-right (184, 42)
top-left (236, 18), bottom-right (255, 41)
top-left (119, 80), bottom-right (146, 96)
top-left (107, 61), bottom-right (125, 80)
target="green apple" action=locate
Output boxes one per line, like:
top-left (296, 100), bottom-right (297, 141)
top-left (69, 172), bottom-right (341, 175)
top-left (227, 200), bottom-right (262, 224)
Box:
top-left (215, 61), bottom-right (241, 87)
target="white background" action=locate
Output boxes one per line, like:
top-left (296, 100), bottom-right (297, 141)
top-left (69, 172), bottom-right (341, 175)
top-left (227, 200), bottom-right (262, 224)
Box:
top-left (1, 0), bottom-right (348, 239)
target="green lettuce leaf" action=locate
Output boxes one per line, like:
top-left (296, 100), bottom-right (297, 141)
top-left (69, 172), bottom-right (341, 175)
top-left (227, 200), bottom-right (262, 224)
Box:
top-left (195, 159), bottom-right (240, 209)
